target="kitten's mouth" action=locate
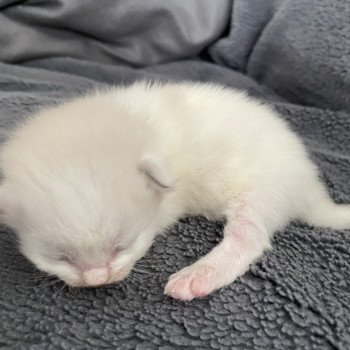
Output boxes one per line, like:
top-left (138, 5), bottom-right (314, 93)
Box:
top-left (65, 268), bottom-right (131, 288)
top-left (70, 281), bottom-right (114, 289)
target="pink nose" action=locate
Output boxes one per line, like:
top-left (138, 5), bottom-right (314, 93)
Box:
top-left (82, 267), bottom-right (109, 286)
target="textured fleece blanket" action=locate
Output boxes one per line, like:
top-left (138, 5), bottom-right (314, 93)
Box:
top-left (210, 0), bottom-right (350, 113)
top-left (0, 1), bottom-right (350, 350)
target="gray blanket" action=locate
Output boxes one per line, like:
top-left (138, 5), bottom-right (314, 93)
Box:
top-left (0, 1), bottom-right (349, 349)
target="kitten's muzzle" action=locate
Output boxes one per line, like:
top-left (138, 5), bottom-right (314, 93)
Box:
top-left (82, 267), bottom-right (109, 286)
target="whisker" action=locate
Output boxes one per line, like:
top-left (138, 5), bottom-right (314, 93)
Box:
top-left (67, 286), bottom-right (78, 296)
top-left (132, 267), bottom-right (151, 275)
top-left (43, 283), bottom-right (66, 306)
top-left (134, 261), bottom-right (154, 267)
top-left (16, 275), bottom-right (57, 289)
top-left (38, 279), bottom-right (62, 288)
top-left (128, 272), bottom-right (142, 282)
top-left (150, 252), bottom-right (166, 259)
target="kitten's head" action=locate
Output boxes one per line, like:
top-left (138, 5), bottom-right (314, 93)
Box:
top-left (0, 154), bottom-right (175, 287)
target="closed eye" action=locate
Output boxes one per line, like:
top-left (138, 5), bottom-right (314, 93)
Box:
top-left (112, 247), bottom-right (123, 258)
top-left (113, 240), bottom-right (135, 255)
top-left (55, 255), bottom-right (72, 263)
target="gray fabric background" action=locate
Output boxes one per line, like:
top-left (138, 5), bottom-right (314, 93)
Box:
top-left (210, 0), bottom-right (350, 113)
top-left (0, 0), bottom-right (231, 66)
top-left (0, 1), bottom-right (349, 349)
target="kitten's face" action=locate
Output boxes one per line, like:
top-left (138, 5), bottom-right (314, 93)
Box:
top-left (0, 156), bottom-right (174, 287)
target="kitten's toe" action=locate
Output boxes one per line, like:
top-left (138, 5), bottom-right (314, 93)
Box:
top-left (164, 264), bottom-right (217, 301)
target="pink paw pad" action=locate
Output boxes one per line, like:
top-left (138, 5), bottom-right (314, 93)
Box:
top-left (164, 265), bottom-right (216, 301)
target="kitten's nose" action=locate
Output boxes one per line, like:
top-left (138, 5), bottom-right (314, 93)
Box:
top-left (82, 267), bottom-right (109, 286)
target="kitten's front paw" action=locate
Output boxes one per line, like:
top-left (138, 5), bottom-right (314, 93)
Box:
top-left (164, 264), bottom-right (217, 301)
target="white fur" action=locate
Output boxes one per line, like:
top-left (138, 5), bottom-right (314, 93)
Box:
top-left (0, 82), bottom-right (349, 299)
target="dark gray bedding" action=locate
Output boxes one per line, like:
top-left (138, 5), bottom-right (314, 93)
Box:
top-left (0, 1), bottom-right (349, 349)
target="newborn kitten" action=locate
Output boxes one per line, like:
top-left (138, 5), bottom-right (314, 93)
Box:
top-left (0, 82), bottom-right (349, 301)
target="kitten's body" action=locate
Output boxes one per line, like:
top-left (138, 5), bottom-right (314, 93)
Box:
top-left (1, 82), bottom-right (349, 300)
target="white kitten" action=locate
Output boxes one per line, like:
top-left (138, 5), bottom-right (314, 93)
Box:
top-left (0, 82), bottom-right (349, 300)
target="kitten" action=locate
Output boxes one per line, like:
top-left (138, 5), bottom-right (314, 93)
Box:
top-left (0, 82), bottom-right (349, 300)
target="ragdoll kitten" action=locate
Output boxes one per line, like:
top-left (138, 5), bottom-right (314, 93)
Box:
top-left (0, 82), bottom-right (349, 301)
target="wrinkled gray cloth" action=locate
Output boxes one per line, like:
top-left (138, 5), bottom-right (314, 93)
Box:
top-left (0, 0), bottom-right (231, 66)
top-left (0, 1), bottom-right (350, 349)
top-left (210, 0), bottom-right (350, 113)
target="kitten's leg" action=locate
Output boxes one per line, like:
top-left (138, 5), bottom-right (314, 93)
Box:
top-left (164, 195), bottom-right (274, 300)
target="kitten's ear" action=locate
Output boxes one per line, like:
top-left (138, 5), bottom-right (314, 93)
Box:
top-left (138, 155), bottom-right (174, 192)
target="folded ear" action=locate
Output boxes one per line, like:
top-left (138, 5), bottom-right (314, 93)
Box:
top-left (138, 155), bottom-right (174, 192)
